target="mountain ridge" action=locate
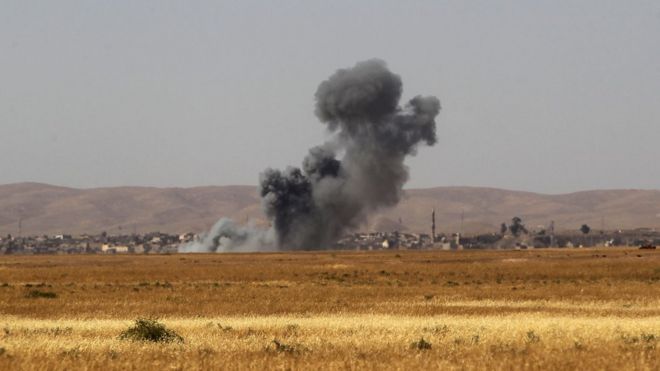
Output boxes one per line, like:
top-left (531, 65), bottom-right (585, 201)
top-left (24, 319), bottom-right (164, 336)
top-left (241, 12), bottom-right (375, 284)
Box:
top-left (1, 182), bottom-right (658, 236)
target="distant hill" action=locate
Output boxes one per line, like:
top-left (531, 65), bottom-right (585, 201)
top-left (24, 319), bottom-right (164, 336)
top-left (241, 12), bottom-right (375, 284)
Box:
top-left (0, 182), bottom-right (659, 236)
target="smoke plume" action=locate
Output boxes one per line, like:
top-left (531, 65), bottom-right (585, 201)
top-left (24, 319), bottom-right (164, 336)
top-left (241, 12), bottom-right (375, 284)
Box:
top-left (181, 59), bottom-right (440, 252)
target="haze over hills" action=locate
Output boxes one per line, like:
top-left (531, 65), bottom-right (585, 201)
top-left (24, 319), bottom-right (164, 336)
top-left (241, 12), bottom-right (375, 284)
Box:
top-left (0, 182), bottom-right (659, 236)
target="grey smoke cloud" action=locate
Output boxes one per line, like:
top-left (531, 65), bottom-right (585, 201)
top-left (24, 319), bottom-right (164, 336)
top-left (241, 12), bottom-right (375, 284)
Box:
top-left (179, 218), bottom-right (276, 253)
top-left (181, 59), bottom-right (440, 252)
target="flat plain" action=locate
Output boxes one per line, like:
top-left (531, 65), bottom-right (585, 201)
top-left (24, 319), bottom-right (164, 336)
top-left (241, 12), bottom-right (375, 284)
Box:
top-left (0, 248), bottom-right (658, 370)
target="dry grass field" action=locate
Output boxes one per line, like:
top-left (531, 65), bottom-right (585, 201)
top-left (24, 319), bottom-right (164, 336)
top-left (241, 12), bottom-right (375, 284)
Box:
top-left (0, 248), bottom-right (658, 370)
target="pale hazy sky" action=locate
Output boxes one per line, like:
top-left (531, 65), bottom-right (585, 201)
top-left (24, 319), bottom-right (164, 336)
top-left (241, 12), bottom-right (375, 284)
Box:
top-left (1, 1), bottom-right (658, 194)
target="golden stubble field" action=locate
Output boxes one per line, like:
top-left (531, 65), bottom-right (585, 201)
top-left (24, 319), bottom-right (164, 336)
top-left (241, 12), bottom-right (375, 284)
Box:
top-left (0, 248), bottom-right (658, 370)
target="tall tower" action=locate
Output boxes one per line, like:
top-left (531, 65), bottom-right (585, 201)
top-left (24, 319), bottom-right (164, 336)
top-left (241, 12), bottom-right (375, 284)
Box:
top-left (460, 210), bottom-right (464, 233)
top-left (431, 208), bottom-right (436, 241)
top-left (549, 220), bottom-right (555, 247)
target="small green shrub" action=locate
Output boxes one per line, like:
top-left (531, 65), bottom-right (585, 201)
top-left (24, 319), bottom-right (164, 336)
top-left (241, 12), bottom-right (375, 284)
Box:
top-left (526, 330), bottom-right (540, 343)
top-left (411, 337), bottom-right (432, 350)
top-left (272, 339), bottom-right (297, 353)
top-left (26, 290), bottom-right (57, 299)
top-left (640, 333), bottom-right (656, 343)
top-left (118, 318), bottom-right (183, 343)
top-left (621, 332), bottom-right (657, 349)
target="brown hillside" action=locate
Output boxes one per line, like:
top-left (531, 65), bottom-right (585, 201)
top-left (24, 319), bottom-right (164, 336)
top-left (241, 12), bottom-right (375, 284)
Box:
top-left (0, 183), bottom-right (658, 235)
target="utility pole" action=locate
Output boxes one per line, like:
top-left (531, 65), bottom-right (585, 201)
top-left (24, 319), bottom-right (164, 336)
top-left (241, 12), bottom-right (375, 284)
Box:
top-left (460, 209), bottom-right (464, 236)
top-left (457, 209), bottom-right (464, 247)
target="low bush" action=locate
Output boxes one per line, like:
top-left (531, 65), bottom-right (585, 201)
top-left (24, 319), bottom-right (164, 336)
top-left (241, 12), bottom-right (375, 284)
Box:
top-left (118, 318), bottom-right (183, 343)
top-left (26, 290), bottom-right (57, 299)
top-left (272, 339), bottom-right (297, 354)
top-left (526, 331), bottom-right (541, 343)
top-left (411, 337), bottom-right (432, 350)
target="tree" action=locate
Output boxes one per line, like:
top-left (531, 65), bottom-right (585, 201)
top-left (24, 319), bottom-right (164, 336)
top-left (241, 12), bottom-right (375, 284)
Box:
top-left (500, 223), bottom-right (508, 235)
top-left (509, 217), bottom-right (528, 237)
top-left (580, 224), bottom-right (592, 246)
top-left (580, 224), bottom-right (591, 235)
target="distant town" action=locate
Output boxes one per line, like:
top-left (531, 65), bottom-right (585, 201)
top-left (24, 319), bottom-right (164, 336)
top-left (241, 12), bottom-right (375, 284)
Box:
top-left (1, 223), bottom-right (658, 255)
top-left (337, 228), bottom-right (659, 251)
top-left (0, 231), bottom-right (183, 255)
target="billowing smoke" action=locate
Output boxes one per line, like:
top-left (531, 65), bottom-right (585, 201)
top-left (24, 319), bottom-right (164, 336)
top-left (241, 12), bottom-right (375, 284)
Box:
top-left (181, 59), bottom-right (440, 252)
top-left (179, 218), bottom-right (275, 252)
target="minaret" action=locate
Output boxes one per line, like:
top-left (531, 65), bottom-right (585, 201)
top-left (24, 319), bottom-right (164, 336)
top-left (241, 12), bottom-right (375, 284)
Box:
top-left (549, 220), bottom-right (555, 247)
top-left (431, 208), bottom-right (436, 242)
